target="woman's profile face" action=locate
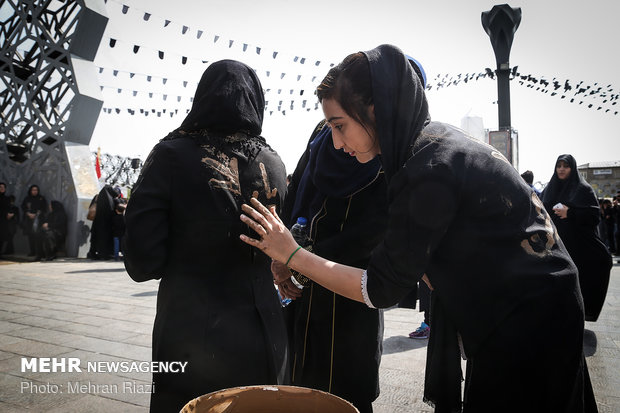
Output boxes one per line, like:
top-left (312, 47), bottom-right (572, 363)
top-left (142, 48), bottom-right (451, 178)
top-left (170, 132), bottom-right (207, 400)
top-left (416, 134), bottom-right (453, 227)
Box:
top-left (321, 98), bottom-right (380, 164)
top-left (555, 160), bottom-right (571, 180)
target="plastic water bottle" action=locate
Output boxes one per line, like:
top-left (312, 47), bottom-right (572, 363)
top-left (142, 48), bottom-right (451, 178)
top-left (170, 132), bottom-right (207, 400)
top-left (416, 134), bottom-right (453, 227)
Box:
top-left (288, 217), bottom-right (311, 290)
top-left (278, 288), bottom-right (292, 307)
top-left (290, 217), bottom-right (311, 247)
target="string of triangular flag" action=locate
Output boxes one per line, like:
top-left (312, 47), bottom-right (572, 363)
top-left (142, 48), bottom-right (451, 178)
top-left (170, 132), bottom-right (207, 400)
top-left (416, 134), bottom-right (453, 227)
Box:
top-left (426, 68), bottom-right (618, 115)
top-left (100, 98), bottom-right (321, 118)
top-left (513, 71), bottom-right (618, 115)
top-left (97, 63), bottom-right (618, 117)
top-left (104, 37), bottom-right (326, 87)
top-left (97, 66), bottom-right (316, 101)
top-left (102, 0), bottom-right (336, 71)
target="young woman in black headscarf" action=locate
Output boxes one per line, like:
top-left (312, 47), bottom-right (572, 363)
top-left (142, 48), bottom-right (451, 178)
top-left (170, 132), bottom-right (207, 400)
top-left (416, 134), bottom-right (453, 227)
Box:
top-left (239, 45), bottom-right (598, 412)
top-left (21, 184), bottom-right (47, 256)
top-left (123, 60), bottom-right (288, 413)
top-left (276, 119), bottom-right (388, 413)
top-left (542, 154), bottom-right (612, 322)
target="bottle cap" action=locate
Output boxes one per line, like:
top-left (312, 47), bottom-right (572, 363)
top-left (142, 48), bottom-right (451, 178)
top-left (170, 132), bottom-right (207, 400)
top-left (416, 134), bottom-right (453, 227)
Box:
top-left (296, 217), bottom-right (307, 226)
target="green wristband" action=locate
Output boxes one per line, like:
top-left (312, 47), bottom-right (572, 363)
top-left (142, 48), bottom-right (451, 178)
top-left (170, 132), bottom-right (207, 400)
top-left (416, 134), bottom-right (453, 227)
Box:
top-left (286, 246), bottom-right (302, 266)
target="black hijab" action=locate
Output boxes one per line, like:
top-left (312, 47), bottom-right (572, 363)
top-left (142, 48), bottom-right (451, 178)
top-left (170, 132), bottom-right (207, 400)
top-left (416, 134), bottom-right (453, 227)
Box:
top-left (290, 125), bottom-right (381, 223)
top-left (362, 44), bottom-right (430, 181)
top-left (180, 60), bottom-right (264, 136)
top-left (541, 154), bottom-right (598, 211)
top-left (22, 185), bottom-right (46, 213)
top-left (364, 45), bottom-right (459, 410)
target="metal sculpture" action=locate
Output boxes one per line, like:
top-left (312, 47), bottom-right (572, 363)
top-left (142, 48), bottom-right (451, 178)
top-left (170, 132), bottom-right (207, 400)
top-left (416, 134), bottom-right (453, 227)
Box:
top-left (0, 0), bottom-right (108, 257)
top-left (94, 151), bottom-right (142, 188)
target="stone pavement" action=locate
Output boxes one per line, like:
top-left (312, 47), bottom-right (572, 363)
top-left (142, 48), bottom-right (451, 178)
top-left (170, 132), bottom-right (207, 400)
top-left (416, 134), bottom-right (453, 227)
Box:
top-left (0, 257), bottom-right (618, 412)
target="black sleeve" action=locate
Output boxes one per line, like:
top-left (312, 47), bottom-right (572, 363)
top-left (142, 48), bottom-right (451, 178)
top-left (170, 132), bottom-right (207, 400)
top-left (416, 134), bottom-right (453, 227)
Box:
top-left (123, 143), bottom-right (172, 282)
top-left (367, 162), bottom-right (458, 308)
top-left (567, 205), bottom-right (600, 227)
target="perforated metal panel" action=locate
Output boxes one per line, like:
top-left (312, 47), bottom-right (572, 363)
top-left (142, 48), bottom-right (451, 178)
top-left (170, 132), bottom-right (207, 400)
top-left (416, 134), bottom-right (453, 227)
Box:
top-left (0, 0), bottom-right (108, 256)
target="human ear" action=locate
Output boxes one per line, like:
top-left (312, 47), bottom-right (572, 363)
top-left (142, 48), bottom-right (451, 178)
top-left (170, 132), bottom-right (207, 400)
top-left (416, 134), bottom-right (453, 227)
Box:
top-left (367, 104), bottom-right (376, 123)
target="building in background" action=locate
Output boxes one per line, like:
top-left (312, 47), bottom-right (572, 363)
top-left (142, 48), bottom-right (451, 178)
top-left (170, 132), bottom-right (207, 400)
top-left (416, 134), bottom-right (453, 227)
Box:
top-left (578, 161), bottom-right (620, 198)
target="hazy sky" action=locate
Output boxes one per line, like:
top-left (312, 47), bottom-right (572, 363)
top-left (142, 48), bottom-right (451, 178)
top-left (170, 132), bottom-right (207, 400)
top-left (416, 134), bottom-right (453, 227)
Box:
top-left (90, 0), bottom-right (620, 184)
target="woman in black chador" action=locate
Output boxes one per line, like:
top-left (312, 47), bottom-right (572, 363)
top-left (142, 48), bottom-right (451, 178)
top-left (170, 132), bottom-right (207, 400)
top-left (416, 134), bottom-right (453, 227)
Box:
top-left (277, 120), bottom-right (388, 413)
top-left (542, 154), bottom-right (612, 322)
top-left (36, 200), bottom-right (67, 260)
top-left (240, 45), bottom-right (598, 412)
top-left (123, 60), bottom-right (288, 413)
top-left (21, 185), bottom-right (47, 256)
top-left (89, 185), bottom-right (120, 260)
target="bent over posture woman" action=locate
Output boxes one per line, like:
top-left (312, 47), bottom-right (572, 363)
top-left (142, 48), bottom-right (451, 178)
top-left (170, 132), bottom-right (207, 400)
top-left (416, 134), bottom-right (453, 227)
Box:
top-left (240, 45), bottom-right (597, 413)
top-left (124, 60), bottom-right (289, 413)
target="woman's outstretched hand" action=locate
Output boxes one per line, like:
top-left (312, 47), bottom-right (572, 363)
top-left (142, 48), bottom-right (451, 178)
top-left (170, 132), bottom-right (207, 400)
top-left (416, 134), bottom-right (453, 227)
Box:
top-left (240, 198), bottom-right (299, 264)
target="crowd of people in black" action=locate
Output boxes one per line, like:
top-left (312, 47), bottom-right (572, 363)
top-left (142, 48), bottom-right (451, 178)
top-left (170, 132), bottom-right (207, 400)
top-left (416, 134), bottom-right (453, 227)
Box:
top-left (1, 45), bottom-right (617, 413)
top-left (599, 192), bottom-right (620, 256)
top-left (0, 182), bottom-right (67, 261)
top-left (0, 182), bottom-right (129, 262)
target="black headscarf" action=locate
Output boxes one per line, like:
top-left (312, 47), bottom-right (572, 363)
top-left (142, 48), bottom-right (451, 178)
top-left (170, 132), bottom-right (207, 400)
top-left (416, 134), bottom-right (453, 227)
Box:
top-left (290, 124), bottom-right (381, 223)
top-left (362, 44), bottom-right (430, 181)
top-left (541, 154), bottom-right (598, 212)
top-left (180, 60), bottom-right (264, 136)
top-left (22, 185), bottom-right (46, 214)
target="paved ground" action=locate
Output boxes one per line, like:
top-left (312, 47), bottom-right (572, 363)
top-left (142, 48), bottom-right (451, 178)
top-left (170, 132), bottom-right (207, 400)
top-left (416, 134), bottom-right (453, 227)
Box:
top-left (0, 257), bottom-right (618, 412)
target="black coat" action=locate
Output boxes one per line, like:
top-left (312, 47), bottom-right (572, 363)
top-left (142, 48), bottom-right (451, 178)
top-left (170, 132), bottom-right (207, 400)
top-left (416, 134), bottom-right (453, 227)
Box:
top-left (541, 154), bottom-right (612, 322)
top-left (0, 193), bottom-right (9, 242)
top-left (21, 186), bottom-right (47, 235)
top-left (123, 60), bottom-right (289, 413)
top-left (91, 185), bottom-right (118, 258)
top-left (282, 122), bottom-right (388, 412)
top-left (43, 201), bottom-right (67, 240)
top-left (361, 45), bottom-right (596, 412)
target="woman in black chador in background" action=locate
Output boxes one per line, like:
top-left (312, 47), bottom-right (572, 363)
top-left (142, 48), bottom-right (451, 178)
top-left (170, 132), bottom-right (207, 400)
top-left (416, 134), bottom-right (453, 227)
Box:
top-left (21, 184), bottom-right (47, 256)
top-left (123, 60), bottom-right (289, 413)
top-left (89, 185), bottom-right (119, 260)
top-left (542, 154), bottom-right (612, 322)
top-left (36, 200), bottom-right (67, 260)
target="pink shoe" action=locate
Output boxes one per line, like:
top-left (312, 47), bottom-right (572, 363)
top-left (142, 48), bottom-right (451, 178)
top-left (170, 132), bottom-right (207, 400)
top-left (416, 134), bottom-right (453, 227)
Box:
top-left (408, 322), bottom-right (430, 339)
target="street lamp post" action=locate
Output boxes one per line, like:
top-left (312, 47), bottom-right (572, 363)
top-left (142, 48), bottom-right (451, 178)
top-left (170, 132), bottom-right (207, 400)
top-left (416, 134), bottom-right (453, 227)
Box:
top-left (482, 4), bottom-right (521, 165)
top-left (482, 4), bottom-right (521, 130)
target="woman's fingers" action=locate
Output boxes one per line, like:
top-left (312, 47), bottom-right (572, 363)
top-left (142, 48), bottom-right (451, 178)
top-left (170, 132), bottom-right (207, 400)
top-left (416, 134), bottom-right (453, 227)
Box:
top-left (422, 274), bottom-right (434, 291)
top-left (271, 259), bottom-right (292, 283)
top-left (249, 197), bottom-right (278, 223)
top-left (241, 202), bottom-right (273, 231)
top-left (239, 213), bottom-right (267, 236)
top-left (239, 233), bottom-right (262, 248)
top-left (280, 279), bottom-right (302, 299)
top-left (268, 204), bottom-right (284, 225)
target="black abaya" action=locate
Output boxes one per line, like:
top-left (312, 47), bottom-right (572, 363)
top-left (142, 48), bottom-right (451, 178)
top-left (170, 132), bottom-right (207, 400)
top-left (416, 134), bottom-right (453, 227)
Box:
top-left (358, 45), bottom-right (596, 412)
top-left (124, 60), bottom-right (288, 413)
top-left (541, 154), bottom-right (612, 322)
